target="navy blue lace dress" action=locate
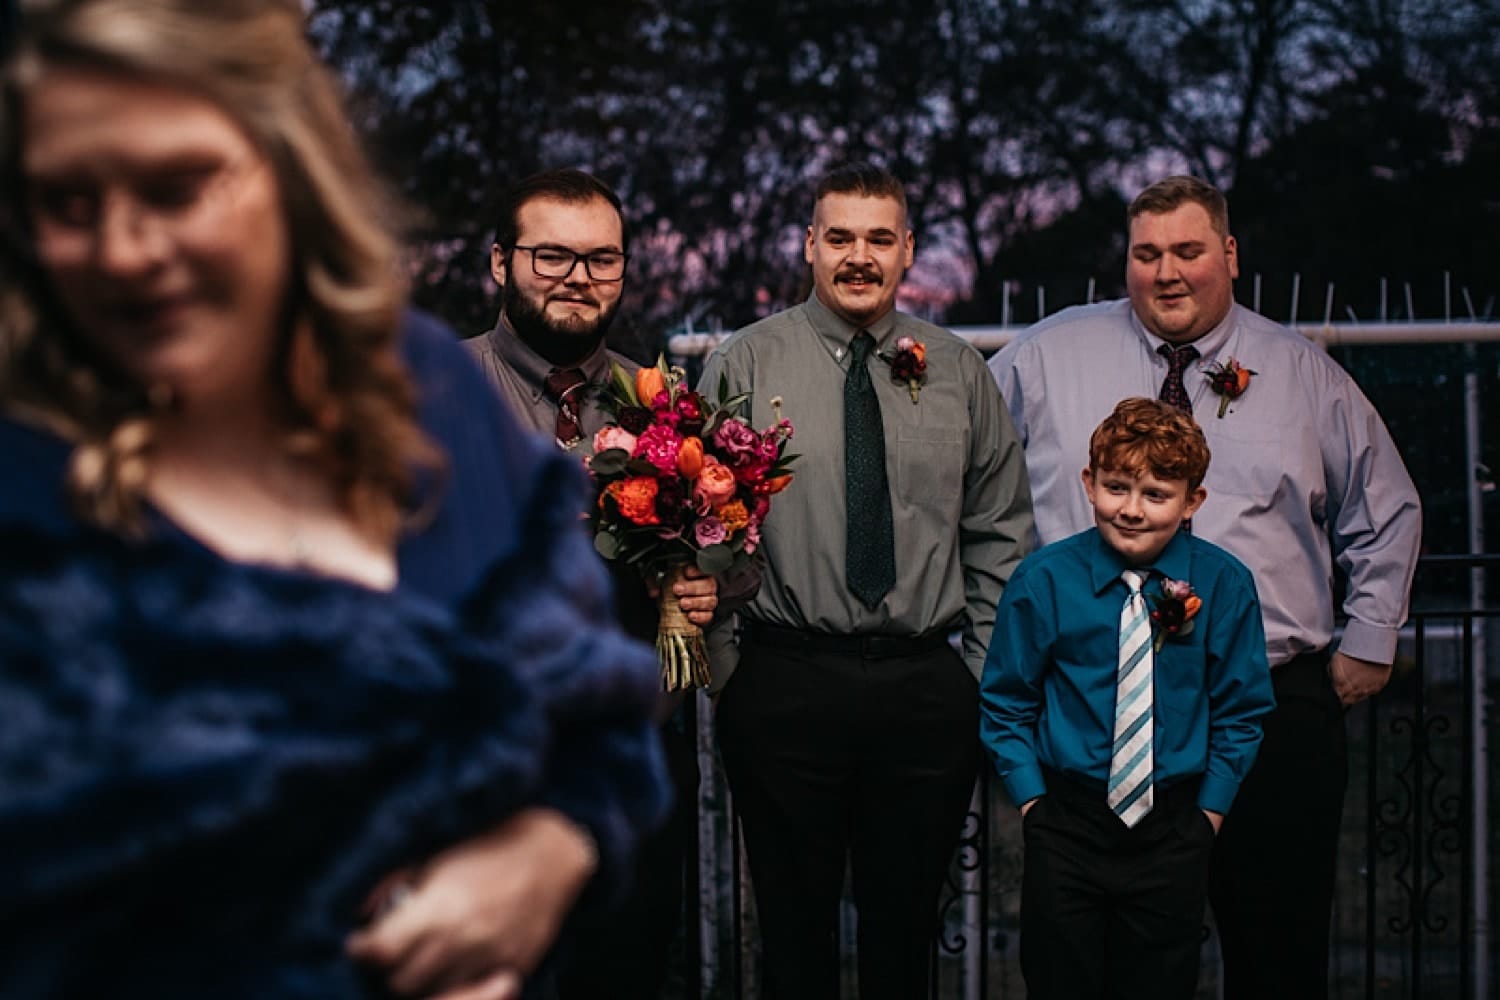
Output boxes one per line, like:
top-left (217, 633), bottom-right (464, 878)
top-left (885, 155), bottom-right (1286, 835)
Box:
top-left (0, 313), bottom-right (669, 998)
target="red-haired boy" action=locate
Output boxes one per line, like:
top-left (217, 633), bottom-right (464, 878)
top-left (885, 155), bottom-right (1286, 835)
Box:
top-left (981, 397), bottom-right (1274, 999)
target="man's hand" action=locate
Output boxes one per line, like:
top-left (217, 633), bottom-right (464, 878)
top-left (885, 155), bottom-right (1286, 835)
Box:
top-left (347, 808), bottom-right (597, 997)
top-left (646, 565), bottom-right (718, 627)
top-left (1329, 651), bottom-right (1393, 707)
top-left (1202, 810), bottom-right (1224, 834)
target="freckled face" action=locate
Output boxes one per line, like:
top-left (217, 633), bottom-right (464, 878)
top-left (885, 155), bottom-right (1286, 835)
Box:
top-left (1083, 465), bottom-right (1206, 565)
top-left (1126, 202), bottom-right (1239, 344)
top-left (804, 192), bottom-right (914, 328)
top-left (22, 67), bottom-right (291, 405)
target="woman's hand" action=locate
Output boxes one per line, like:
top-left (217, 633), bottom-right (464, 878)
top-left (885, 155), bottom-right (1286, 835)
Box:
top-left (347, 807), bottom-right (598, 998)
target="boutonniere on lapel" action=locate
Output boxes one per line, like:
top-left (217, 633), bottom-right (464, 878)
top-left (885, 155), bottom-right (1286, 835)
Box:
top-left (1205, 357), bottom-right (1256, 418)
top-left (1147, 578), bottom-right (1201, 652)
top-left (878, 336), bottom-right (927, 404)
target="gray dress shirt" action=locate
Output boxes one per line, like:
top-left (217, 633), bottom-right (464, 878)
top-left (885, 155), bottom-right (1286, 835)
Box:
top-left (699, 293), bottom-right (1034, 679)
top-left (464, 314), bottom-right (634, 451)
top-left (989, 299), bottom-right (1422, 668)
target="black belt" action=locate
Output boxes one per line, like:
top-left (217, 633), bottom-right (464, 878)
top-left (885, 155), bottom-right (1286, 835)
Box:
top-left (743, 620), bottom-right (953, 660)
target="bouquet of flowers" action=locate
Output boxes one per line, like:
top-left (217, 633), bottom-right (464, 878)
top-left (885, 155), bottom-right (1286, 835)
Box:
top-left (587, 358), bottom-right (796, 690)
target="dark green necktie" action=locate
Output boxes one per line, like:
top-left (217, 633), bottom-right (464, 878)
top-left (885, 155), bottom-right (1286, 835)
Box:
top-left (845, 331), bottom-right (895, 608)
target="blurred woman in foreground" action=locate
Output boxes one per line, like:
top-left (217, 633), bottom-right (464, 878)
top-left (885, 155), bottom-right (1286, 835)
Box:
top-left (0, 1), bottom-right (668, 997)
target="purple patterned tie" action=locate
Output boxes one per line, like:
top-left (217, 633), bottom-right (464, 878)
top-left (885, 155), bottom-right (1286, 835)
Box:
top-left (1156, 344), bottom-right (1199, 413)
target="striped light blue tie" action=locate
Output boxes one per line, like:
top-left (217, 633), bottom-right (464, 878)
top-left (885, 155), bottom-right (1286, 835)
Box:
top-left (1108, 569), bottom-right (1155, 828)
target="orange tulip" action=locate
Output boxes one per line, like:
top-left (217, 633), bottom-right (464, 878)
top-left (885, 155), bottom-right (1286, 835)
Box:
top-left (635, 366), bottom-right (666, 406)
top-left (1235, 367), bottom-right (1252, 393)
top-left (1184, 595), bottom-right (1203, 620)
top-left (677, 436), bottom-right (705, 479)
top-left (756, 473), bottom-right (793, 495)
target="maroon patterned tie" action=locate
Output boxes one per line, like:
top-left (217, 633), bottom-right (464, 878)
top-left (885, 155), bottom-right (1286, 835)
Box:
top-left (1157, 344), bottom-right (1199, 413)
top-left (543, 367), bottom-right (588, 446)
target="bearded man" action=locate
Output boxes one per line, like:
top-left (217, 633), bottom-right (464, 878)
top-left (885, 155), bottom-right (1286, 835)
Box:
top-left (465, 168), bottom-right (721, 1000)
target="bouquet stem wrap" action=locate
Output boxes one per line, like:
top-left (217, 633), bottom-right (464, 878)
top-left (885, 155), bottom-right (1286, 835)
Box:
top-left (657, 563), bottom-right (711, 691)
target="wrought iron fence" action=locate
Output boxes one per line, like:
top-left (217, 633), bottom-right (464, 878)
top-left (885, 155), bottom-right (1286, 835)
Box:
top-left (679, 555), bottom-right (1499, 999)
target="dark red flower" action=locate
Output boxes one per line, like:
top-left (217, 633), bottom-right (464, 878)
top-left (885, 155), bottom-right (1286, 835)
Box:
top-left (618, 406), bottom-right (653, 435)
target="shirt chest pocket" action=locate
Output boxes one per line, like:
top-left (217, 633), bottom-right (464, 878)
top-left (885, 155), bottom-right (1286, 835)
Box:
top-left (895, 426), bottom-right (965, 507)
top-left (1204, 424), bottom-right (1293, 505)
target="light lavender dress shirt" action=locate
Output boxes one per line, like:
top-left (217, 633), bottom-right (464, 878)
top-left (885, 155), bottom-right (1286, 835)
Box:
top-left (701, 294), bottom-right (1034, 679)
top-left (989, 299), bottom-right (1421, 668)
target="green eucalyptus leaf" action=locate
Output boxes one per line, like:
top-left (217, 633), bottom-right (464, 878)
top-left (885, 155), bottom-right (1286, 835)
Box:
top-left (590, 449), bottom-right (629, 475)
top-left (594, 532), bottom-right (621, 560)
top-left (696, 543), bottom-right (733, 576)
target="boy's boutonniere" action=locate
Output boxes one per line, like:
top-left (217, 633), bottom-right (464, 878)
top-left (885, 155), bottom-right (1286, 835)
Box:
top-left (1205, 357), bottom-right (1256, 418)
top-left (879, 336), bottom-right (927, 403)
top-left (1147, 578), bottom-right (1201, 652)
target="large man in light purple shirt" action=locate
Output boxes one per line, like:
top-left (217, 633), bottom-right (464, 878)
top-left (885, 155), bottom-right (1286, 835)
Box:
top-left (989, 175), bottom-right (1421, 999)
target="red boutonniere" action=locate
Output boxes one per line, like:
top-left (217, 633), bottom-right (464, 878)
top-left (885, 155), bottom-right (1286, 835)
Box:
top-left (878, 336), bottom-right (927, 403)
top-left (1205, 357), bottom-right (1256, 418)
top-left (1147, 578), bottom-right (1201, 652)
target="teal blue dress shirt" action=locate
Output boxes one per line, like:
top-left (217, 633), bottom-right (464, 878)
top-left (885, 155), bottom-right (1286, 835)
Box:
top-left (980, 526), bottom-right (1275, 815)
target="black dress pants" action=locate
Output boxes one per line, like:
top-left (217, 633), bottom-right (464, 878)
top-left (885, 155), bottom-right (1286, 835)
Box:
top-left (1209, 650), bottom-right (1347, 1000)
top-left (1020, 770), bottom-right (1216, 1000)
top-left (716, 630), bottom-right (980, 1000)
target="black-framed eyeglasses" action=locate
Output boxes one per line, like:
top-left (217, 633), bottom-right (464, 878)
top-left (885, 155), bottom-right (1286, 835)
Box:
top-left (511, 244), bottom-right (629, 282)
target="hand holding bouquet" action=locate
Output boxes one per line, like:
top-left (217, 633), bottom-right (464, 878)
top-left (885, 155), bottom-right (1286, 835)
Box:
top-left (587, 359), bottom-right (795, 690)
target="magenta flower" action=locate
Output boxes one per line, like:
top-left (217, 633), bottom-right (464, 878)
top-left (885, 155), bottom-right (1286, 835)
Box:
top-left (632, 423), bottom-right (684, 476)
top-left (714, 418), bottom-right (762, 464)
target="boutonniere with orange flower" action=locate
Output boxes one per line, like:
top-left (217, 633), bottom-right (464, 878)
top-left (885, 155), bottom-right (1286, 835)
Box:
top-left (878, 336), bottom-right (927, 403)
top-left (1205, 358), bottom-right (1256, 418)
top-left (1146, 578), bottom-right (1201, 652)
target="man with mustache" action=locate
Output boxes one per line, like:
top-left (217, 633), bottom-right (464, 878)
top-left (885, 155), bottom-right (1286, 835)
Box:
top-left (465, 168), bottom-right (720, 1000)
top-left (699, 162), bottom-right (1033, 999)
top-left (989, 175), bottom-right (1421, 999)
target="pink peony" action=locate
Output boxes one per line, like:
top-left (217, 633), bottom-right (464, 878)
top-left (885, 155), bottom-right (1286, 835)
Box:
top-left (632, 424), bottom-right (684, 476)
top-left (592, 425), bottom-right (638, 455)
top-left (694, 457), bottom-right (739, 509)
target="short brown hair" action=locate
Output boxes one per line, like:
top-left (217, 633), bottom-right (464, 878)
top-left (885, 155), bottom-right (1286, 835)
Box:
top-left (1089, 398), bottom-right (1211, 489)
top-left (1127, 175), bottom-right (1230, 239)
top-left (813, 162), bottom-right (908, 220)
top-left (494, 167), bottom-right (628, 252)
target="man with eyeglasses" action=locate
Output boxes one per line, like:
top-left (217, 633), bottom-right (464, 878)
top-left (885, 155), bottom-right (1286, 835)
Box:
top-left (465, 168), bottom-right (724, 1000)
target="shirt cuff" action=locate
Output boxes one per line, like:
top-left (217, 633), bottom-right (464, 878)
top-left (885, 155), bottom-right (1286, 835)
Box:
top-left (1000, 762), bottom-right (1047, 808)
top-left (1197, 773), bottom-right (1241, 815)
top-left (1337, 620), bottom-right (1400, 665)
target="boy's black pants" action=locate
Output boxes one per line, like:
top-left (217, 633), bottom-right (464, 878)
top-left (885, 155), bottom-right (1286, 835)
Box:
top-left (1020, 769), bottom-right (1215, 1000)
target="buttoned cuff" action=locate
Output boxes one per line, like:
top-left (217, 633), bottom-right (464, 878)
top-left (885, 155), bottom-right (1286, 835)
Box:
top-left (1000, 762), bottom-right (1047, 809)
top-left (1197, 773), bottom-right (1241, 815)
top-left (1337, 620), bottom-right (1400, 665)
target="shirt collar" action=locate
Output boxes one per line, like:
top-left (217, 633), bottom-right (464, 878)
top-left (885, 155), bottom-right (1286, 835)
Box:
top-left (1087, 526), bottom-right (1194, 595)
top-left (485, 310), bottom-right (616, 402)
top-left (1128, 305), bottom-right (1236, 368)
top-left (802, 291), bottom-right (900, 363)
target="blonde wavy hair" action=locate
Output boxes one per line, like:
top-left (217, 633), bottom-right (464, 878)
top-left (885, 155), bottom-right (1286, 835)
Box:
top-left (0, 0), bottom-right (442, 542)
